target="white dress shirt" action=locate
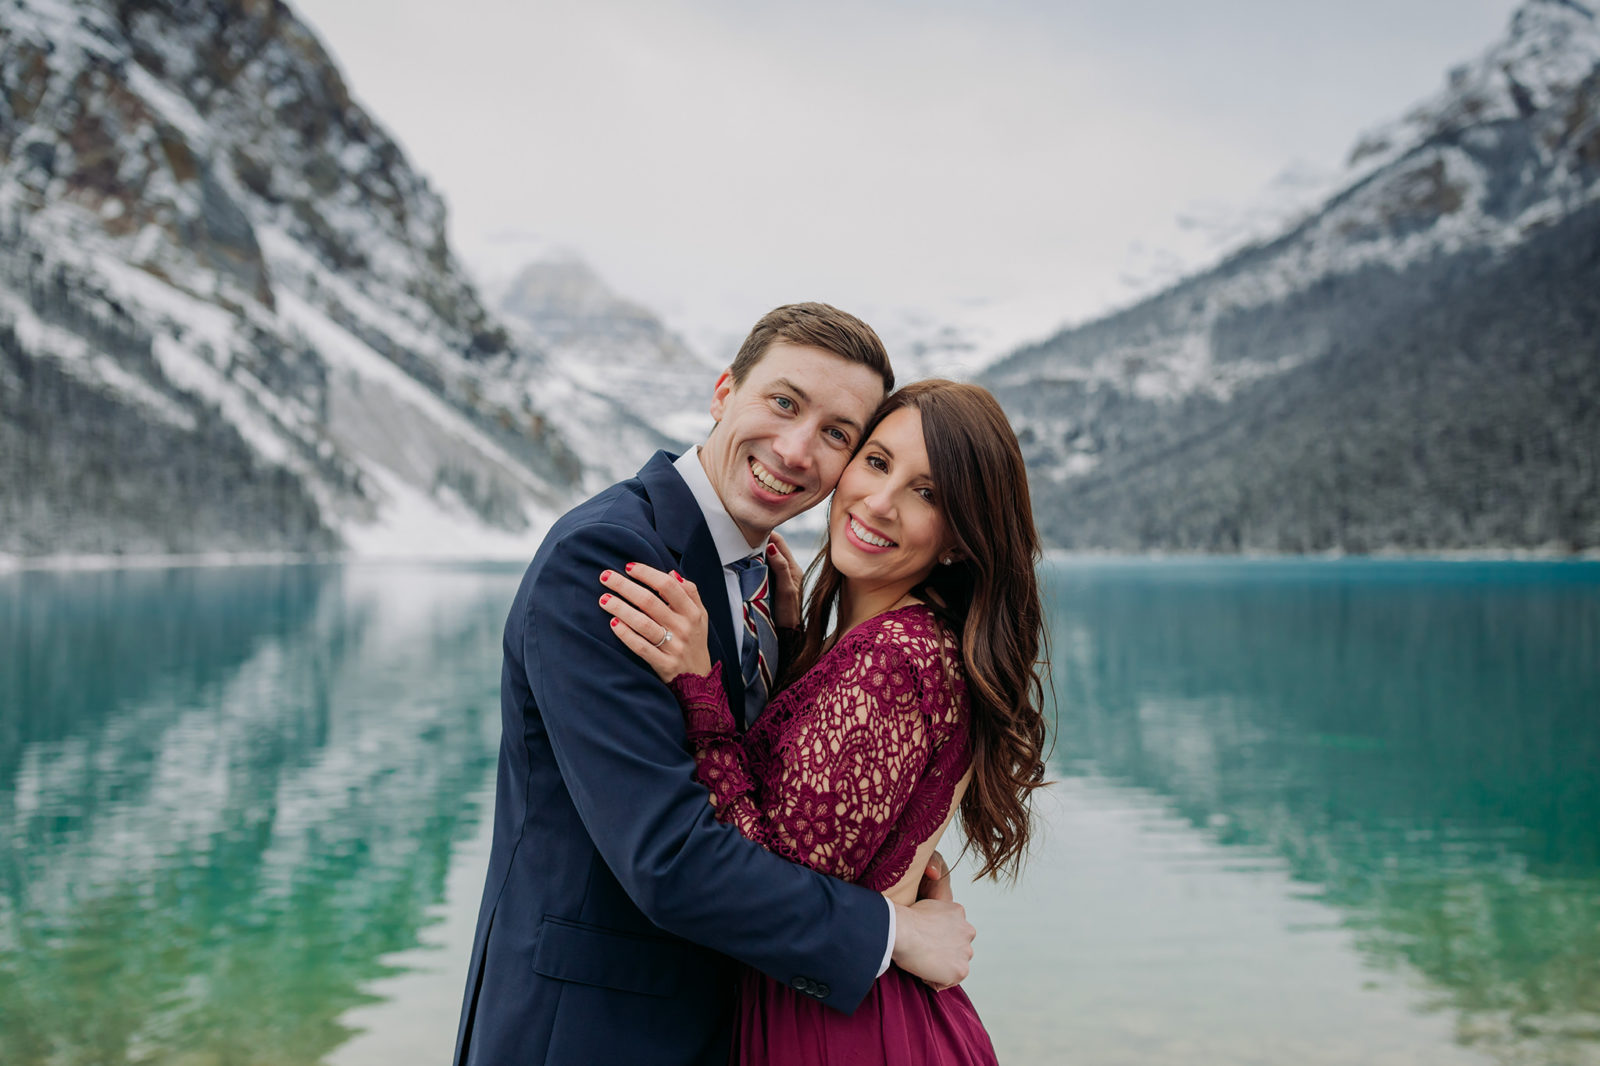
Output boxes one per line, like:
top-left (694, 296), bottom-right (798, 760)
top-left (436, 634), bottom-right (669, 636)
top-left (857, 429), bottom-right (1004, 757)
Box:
top-left (673, 449), bottom-right (764, 660)
top-left (670, 448), bottom-right (896, 977)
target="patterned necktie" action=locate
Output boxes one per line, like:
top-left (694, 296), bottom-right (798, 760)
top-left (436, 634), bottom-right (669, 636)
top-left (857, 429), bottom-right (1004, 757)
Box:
top-left (729, 555), bottom-right (779, 727)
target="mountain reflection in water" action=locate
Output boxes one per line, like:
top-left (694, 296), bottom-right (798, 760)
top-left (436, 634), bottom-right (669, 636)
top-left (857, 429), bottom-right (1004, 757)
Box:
top-left (1034, 559), bottom-right (1600, 1065)
top-left (1, 559), bottom-right (1597, 1065)
top-left (0, 564), bottom-right (509, 1065)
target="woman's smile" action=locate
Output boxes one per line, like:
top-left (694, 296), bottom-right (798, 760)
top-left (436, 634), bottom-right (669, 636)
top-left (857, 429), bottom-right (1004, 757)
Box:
top-left (845, 514), bottom-right (897, 551)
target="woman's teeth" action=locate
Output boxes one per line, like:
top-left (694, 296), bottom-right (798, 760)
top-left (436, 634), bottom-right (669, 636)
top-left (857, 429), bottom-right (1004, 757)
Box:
top-left (849, 516), bottom-right (895, 548)
top-left (751, 458), bottom-right (798, 495)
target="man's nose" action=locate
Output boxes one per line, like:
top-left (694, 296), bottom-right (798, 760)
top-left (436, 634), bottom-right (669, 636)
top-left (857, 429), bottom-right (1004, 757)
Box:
top-left (771, 423), bottom-right (815, 471)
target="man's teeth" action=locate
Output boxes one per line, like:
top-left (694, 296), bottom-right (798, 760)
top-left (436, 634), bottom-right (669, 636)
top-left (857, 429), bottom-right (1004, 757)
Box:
top-left (849, 516), bottom-right (895, 548)
top-left (751, 459), bottom-right (799, 495)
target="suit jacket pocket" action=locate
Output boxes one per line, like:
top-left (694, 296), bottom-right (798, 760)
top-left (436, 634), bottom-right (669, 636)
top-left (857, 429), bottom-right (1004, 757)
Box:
top-left (531, 916), bottom-right (689, 998)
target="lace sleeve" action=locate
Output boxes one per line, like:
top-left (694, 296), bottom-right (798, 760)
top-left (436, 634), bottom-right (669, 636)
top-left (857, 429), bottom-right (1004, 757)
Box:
top-left (668, 623), bottom-right (964, 888)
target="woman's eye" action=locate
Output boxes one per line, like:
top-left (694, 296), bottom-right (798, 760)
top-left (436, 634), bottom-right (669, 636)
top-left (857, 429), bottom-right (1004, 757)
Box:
top-left (866, 455), bottom-right (887, 472)
top-left (917, 487), bottom-right (936, 503)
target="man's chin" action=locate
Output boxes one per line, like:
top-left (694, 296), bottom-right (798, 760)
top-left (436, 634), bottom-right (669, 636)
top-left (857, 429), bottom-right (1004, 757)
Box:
top-left (737, 494), bottom-right (812, 534)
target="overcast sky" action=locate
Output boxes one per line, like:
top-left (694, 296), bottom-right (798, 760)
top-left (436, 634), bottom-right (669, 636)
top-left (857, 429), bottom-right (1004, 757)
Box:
top-left (292, 0), bottom-right (1526, 359)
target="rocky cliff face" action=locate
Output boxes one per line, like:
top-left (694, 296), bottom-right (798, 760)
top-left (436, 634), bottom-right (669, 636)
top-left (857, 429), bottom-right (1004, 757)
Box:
top-left (983, 0), bottom-right (1600, 552)
top-left (0, 0), bottom-right (587, 558)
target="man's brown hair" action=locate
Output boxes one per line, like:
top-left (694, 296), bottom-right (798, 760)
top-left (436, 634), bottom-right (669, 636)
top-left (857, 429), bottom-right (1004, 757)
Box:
top-left (729, 302), bottom-right (894, 392)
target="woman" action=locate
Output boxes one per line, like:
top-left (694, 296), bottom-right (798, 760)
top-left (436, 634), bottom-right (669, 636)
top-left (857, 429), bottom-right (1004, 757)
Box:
top-left (598, 380), bottom-right (1048, 1064)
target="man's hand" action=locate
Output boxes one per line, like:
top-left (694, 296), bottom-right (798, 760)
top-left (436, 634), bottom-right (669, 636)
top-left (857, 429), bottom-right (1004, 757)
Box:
top-left (891, 899), bottom-right (974, 991)
top-left (918, 850), bottom-right (953, 902)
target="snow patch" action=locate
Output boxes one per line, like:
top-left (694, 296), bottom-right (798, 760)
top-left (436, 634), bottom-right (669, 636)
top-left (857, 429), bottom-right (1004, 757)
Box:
top-left (336, 465), bottom-right (546, 561)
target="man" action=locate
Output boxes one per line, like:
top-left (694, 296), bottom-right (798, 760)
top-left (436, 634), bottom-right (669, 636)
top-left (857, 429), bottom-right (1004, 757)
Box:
top-left (453, 304), bottom-right (976, 1066)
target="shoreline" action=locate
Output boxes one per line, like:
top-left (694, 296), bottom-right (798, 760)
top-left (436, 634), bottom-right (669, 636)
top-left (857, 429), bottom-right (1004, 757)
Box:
top-left (5, 545), bottom-right (1598, 574)
top-left (1040, 546), bottom-right (1600, 564)
top-left (0, 549), bottom-right (534, 574)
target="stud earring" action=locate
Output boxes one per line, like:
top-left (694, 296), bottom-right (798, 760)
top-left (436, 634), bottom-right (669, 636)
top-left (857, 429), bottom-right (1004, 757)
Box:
top-left (940, 554), bottom-right (955, 566)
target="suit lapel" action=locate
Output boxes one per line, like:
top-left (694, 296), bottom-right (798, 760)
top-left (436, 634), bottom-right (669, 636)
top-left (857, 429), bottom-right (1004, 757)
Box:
top-left (638, 452), bottom-right (747, 726)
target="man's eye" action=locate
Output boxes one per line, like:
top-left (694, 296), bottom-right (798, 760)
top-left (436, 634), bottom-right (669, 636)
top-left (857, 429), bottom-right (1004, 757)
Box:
top-left (773, 396), bottom-right (794, 411)
top-left (827, 428), bottom-right (850, 445)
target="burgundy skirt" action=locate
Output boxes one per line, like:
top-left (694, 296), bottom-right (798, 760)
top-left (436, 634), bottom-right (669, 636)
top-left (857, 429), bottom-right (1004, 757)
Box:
top-left (734, 965), bottom-right (999, 1065)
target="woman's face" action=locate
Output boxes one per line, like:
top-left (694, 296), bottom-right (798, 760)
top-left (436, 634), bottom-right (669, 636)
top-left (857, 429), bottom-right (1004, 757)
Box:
top-left (828, 407), bottom-right (954, 592)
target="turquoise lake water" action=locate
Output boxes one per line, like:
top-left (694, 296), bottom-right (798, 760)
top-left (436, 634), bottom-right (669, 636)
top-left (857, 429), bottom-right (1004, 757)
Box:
top-left (2, 558), bottom-right (1597, 1065)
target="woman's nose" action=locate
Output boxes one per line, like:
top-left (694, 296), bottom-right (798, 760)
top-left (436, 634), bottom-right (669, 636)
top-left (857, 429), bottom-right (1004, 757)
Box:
top-left (863, 490), bottom-right (895, 517)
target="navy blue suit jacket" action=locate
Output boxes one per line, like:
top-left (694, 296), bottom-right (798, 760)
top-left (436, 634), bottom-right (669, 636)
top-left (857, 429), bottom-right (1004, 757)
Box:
top-left (453, 451), bottom-right (889, 1066)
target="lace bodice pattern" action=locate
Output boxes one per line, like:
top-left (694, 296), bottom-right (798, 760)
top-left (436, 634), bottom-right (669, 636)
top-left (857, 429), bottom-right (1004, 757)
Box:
top-left (668, 604), bottom-right (971, 892)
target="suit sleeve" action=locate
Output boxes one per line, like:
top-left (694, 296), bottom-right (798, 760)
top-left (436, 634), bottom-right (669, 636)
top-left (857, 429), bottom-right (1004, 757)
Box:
top-left (525, 521), bottom-right (888, 1011)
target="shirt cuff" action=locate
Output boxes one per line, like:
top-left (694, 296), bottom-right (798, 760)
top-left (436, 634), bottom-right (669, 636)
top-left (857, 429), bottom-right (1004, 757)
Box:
top-left (877, 898), bottom-right (896, 977)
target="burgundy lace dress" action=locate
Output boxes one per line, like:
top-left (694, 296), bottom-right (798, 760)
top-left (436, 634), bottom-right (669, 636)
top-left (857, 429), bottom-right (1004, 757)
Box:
top-left (668, 603), bottom-right (998, 1066)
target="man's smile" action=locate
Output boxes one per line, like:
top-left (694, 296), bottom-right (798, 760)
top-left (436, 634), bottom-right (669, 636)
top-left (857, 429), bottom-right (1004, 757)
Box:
top-left (749, 457), bottom-right (801, 497)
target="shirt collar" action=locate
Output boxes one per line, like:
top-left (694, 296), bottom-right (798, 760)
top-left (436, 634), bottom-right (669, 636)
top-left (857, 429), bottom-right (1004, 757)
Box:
top-left (673, 448), bottom-right (764, 568)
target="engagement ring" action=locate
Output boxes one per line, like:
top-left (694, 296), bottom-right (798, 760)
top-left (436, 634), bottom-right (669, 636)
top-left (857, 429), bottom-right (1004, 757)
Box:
top-left (654, 630), bottom-right (673, 649)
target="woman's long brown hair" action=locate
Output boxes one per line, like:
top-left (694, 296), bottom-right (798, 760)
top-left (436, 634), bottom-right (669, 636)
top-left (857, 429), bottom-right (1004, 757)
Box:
top-left (779, 380), bottom-right (1050, 880)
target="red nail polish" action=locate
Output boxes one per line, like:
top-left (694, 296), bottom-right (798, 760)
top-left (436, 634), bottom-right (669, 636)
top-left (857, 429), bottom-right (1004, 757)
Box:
top-left (600, 594), bottom-right (611, 605)
top-left (610, 618), bottom-right (618, 627)
top-left (673, 571), bottom-right (682, 582)
top-left (767, 543), bottom-right (776, 554)
top-left (601, 570), bottom-right (612, 581)
top-left (625, 563), bottom-right (635, 573)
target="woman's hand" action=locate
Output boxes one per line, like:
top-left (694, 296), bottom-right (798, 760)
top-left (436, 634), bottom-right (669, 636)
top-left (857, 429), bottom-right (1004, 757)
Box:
top-left (599, 563), bottom-right (712, 683)
top-left (766, 531), bottom-right (804, 630)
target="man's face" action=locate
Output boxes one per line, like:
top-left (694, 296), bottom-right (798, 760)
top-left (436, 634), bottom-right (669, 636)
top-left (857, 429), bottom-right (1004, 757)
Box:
top-left (700, 341), bottom-right (885, 546)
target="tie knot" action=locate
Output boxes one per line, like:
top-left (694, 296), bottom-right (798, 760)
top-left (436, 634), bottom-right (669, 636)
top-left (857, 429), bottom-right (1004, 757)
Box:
top-left (730, 554), bottom-right (768, 600)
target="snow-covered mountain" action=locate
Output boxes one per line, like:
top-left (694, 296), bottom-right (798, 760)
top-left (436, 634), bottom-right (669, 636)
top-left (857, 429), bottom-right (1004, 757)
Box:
top-left (983, 0), bottom-right (1600, 552)
top-left (489, 250), bottom-right (720, 490)
top-left (0, 0), bottom-right (600, 560)
top-left (7, 0), bottom-right (1594, 561)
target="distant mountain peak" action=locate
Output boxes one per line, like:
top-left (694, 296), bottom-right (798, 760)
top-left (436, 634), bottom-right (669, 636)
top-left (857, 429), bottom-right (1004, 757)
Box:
top-left (491, 251), bottom-right (717, 487)
top-left (1517, 0), bottom-right (1595, 26)
top-left (981, 0), bottom-right (1600, 553)
top-left (1347, 0), bottom-right (1600, 173)
top-left (501, 253), bottom-right (639, 322)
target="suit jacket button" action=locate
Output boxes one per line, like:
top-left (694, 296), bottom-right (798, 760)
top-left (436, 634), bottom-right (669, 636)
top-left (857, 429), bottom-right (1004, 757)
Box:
top-left (814, 982), bottom-right (830, 998)
top-left (790, 976), bottom-right (810, 992)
